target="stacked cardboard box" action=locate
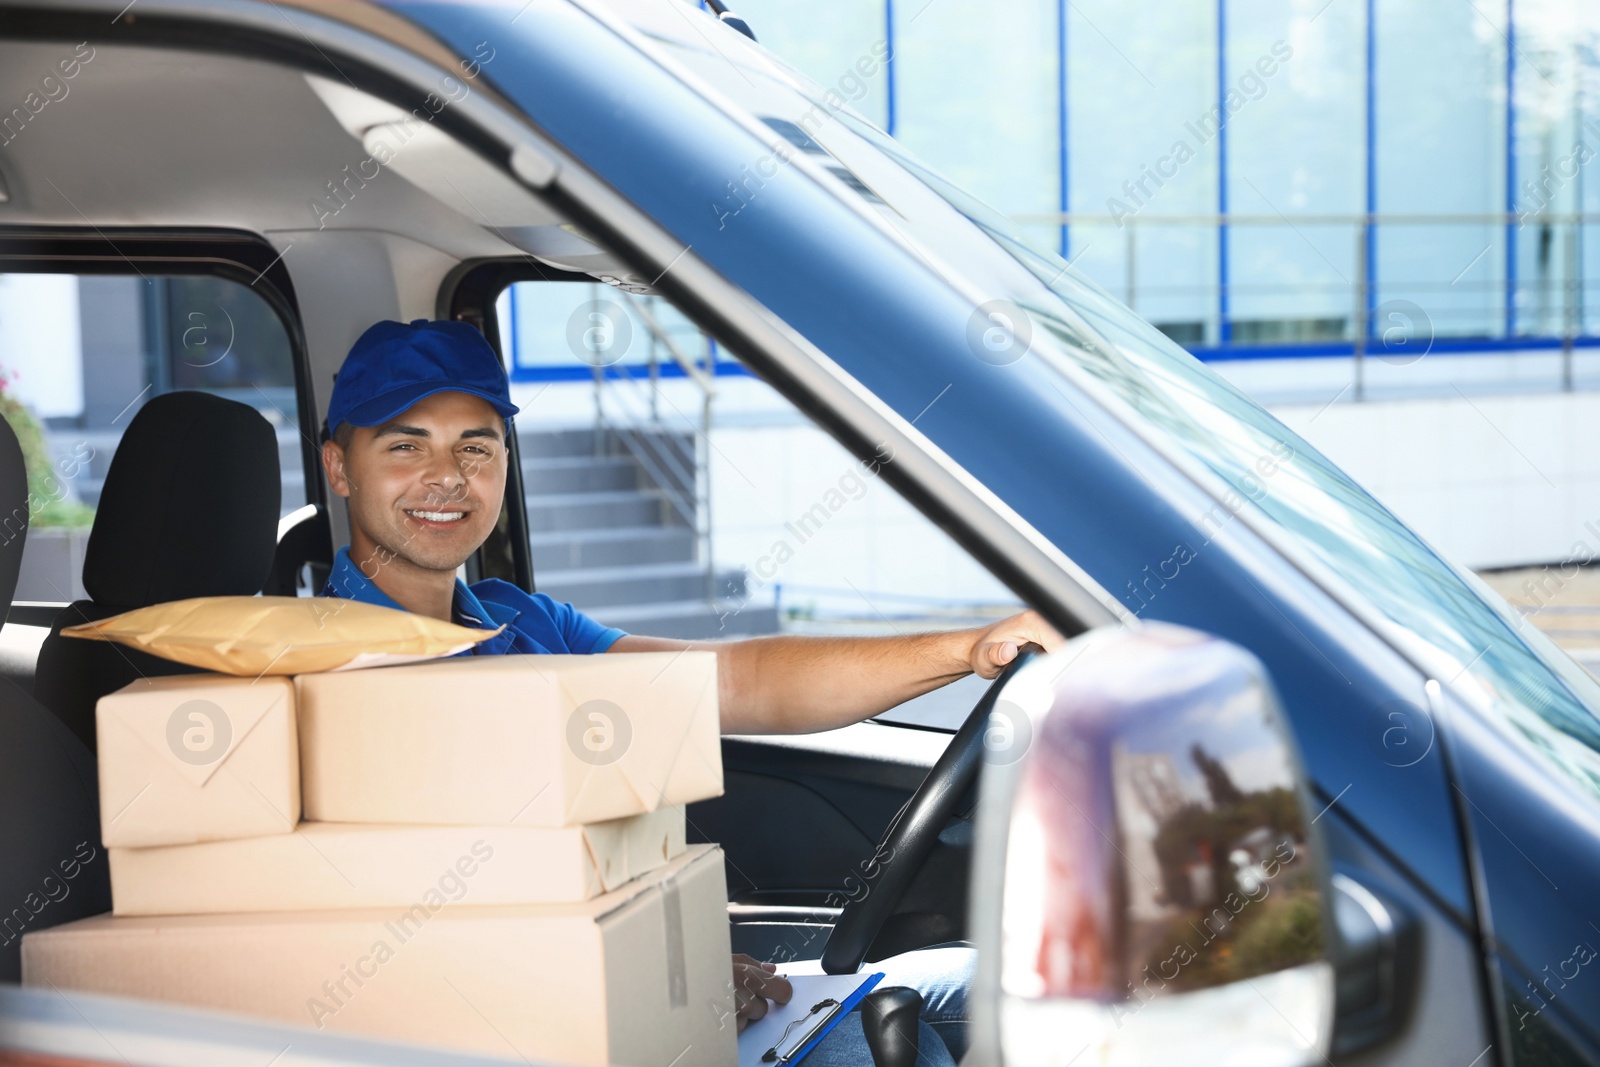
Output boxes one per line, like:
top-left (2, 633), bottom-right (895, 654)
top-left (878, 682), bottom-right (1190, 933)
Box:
top-left (24, 652), bottom-right (739, 1067)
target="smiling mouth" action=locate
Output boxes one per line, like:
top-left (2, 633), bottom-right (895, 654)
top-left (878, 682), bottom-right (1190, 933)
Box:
top-left (405, 509), bottom-right (470, 524)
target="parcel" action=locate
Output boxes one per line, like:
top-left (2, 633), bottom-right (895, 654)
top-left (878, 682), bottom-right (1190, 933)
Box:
top-left (107, 806), bottom-right (686, 915)
top-left (25, 845), bottom-right (737, 1067)
top-left (296, 651), bottom-right (722, 826)
top-left (96, 673), bottom-right (299, 848)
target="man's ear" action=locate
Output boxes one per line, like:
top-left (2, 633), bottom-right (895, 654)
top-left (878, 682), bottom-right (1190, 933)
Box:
top-left (322, 439), bottom-right (351, 498)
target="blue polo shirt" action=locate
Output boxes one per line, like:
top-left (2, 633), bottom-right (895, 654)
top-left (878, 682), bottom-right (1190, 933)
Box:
top-left (317, 545), bottom-right (626, 656)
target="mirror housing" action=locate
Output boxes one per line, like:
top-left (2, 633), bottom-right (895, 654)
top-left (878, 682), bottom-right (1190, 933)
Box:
top-left (969, 623), bottom-right (1335, 1065)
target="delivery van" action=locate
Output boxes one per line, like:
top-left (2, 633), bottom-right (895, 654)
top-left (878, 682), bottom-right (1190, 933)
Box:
top-left (1, 1), bottom-right (1599, 1065)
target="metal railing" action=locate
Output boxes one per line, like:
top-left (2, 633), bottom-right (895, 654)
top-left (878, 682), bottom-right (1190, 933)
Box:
top-left (1020, 211), bottom-right (1600, 398)
top-left (589, 293), bottom-right (717, 600)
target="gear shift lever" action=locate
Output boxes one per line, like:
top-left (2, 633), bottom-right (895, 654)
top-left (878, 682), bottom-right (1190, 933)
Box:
top-left (862, 986), bottom-right (922, 1067)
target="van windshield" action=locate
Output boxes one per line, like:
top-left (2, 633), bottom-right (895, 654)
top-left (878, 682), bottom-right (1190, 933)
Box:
top-left (632, 9), bottom-right (1600, 802)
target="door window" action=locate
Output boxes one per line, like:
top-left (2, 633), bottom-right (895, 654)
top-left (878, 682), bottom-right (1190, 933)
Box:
top-left (493, 278), bottom-right (1024, 728)
top-left (0, 272), bottom-right (303, 603)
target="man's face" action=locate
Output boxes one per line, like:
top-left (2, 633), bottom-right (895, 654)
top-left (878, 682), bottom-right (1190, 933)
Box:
top-left (322, 390), bottom-right (507, 575)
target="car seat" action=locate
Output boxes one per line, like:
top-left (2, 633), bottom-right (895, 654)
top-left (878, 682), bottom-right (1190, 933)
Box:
top-left (264, 502), bottom-right (332, 597)
top-left (0, 411), bottom-right (112, 982)
top-left (32, 391), bottom-right (281, 754)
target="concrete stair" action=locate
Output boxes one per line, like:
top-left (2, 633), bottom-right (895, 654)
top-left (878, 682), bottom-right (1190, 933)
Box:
top-left (537, 560), bottom-right (715, 609)
top-left (519, 427), bottom-right (778, 639)
top-left (595, 596), bottom-right (782, 639)
top-left (528, 526), bottom-right (697, 570)
top-left (522, 454), bottom-right (639, 494)
top-left (524, 489), bottom-right (679, 533)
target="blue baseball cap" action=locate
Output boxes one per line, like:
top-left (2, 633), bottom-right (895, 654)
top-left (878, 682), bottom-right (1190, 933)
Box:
top-left (325, 319), bottom-right (519, 439)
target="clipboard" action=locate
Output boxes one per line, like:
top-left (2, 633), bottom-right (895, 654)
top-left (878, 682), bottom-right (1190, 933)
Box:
top-left (737, 970), bottom-right (884, 1067)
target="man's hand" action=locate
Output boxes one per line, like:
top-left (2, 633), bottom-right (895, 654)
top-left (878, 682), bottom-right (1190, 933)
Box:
top-left (969, 608), bottom-right (1065, 678)
top-left (732, 953), bottom-right (793, 1033)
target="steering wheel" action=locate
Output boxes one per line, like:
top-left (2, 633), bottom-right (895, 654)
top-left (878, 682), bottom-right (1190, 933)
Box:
top-left (820, 645), bottom-right (1043, 975)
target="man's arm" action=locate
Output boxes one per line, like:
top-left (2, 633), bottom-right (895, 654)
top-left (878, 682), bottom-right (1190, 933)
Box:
top-left (607, 609), bottom-right (1063, 734)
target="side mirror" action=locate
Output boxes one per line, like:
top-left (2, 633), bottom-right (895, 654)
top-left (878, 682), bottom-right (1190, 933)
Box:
top-left (968, 623), bottom-right (1334, 1065)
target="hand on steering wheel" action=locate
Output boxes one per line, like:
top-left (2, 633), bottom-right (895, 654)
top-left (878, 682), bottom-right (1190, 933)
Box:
top-left (820, 644), bottom-right (1044, 974)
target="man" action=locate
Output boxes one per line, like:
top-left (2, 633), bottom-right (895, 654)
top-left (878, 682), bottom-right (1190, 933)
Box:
top-left (318, 319), bottom-right (1063, 1065)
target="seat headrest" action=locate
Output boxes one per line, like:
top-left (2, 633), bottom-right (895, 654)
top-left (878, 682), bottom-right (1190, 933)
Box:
top-left (0, 411), bottom-right (29, 616)
top-left (83, 392), bottom-right (281, 608)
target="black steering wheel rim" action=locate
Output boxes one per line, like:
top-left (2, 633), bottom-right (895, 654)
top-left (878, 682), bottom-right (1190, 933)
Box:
top-left (819, 646), bottom-right (1043, 975)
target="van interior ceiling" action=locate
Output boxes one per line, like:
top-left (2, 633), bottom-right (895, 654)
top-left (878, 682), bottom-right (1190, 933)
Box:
top-left (0, 33), bottom-right (640, 397)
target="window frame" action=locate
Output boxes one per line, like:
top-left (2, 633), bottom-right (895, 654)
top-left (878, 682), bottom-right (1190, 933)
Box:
top-left (0, 225), bottom-right (326, 618)
top-left (441, 257), bottom-right (599, 594)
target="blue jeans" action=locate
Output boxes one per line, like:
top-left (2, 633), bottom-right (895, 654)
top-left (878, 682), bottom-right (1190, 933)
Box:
top-left (801, 946), bottom-right (974, 1067)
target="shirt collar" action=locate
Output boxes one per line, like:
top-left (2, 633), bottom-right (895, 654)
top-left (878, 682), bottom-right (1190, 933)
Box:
top-left (322, 545), bottom-right (497, 632)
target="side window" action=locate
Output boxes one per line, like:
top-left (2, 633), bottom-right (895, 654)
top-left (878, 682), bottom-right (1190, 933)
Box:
top-left (494, 279), bottom-right (1022, 728)
top-left (0, 272), bottom-right (302, 602)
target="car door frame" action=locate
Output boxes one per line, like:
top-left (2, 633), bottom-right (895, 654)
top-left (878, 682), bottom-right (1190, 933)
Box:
top-left (0, 225), bottom-right (327, 622)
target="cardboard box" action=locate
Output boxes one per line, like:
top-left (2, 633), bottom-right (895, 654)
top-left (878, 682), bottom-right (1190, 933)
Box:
top-left (108, 806), bottom-right (687, 916)
top-left (296, 652), bottom-right (723, 827)
top-left (26, 845), bottom-right (737, 1067)
top-left (97, 674), bottom-right (299, 848)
